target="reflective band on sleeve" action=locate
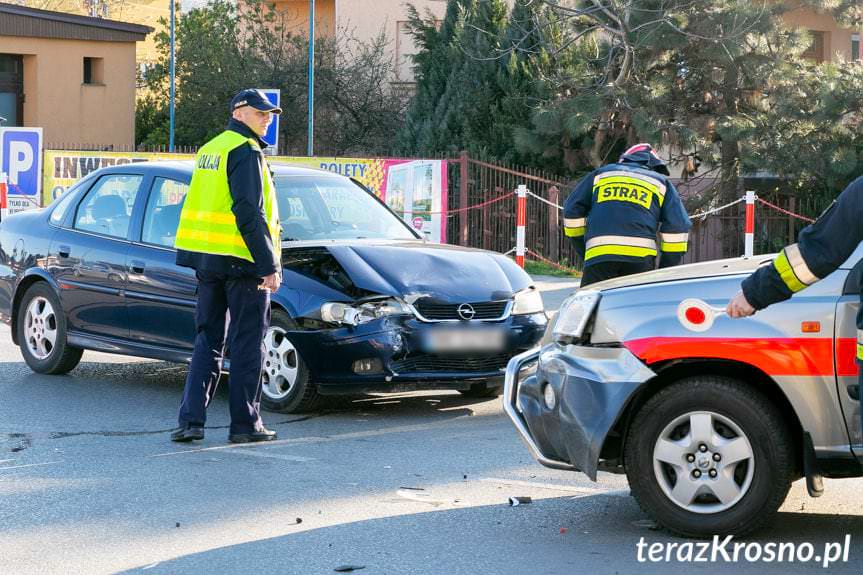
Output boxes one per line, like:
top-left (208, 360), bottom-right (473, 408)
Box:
top-left (564, 226), bottom-right (586, 237)
top-left (660, 241), bottom-right (688, 252)
top-left (773, 250), bottom-right (807, 293)
top-left (564, 218), bottom-right (586, 228)
top-left (660, 232), bottom-right (689, 243)
top-left (857, 343), bottom-right (863, 361)
top-left (784, 243), bottom-right (819, 285)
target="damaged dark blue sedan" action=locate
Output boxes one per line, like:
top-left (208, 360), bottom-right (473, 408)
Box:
top-left (0, 162), bottom-right (547, 413)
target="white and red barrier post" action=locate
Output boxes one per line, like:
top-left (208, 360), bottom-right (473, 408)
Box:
top-left (515, 184), bottom-right (527, 268)
top-left (0, 173), bottom-right (8, 222)
top-left (744, 190), bottom-right (756, 257)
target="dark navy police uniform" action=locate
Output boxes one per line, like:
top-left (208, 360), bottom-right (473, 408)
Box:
top-left (173, 114), bottom-right (281, 442)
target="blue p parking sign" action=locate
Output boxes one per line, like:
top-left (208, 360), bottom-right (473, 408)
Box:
top-left (258, 89), bottom-right (280, 153)
top-left (0, 127), bottom-right (43, 212)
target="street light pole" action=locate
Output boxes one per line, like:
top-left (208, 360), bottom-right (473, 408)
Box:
top-left (169, 0), bottom-right (176, 153)
top-left (307, 0), bottom-right (315, 157)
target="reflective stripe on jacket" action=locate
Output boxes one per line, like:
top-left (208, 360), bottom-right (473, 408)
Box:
top-left (176, 130), bottom-right (280, 263)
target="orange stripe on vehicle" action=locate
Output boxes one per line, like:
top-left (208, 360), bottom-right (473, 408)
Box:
top-left (623, 337), bottom-right (836, 377)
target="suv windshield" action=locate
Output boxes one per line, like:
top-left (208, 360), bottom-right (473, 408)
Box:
top-left (273, 175), bottom-right (418, 241)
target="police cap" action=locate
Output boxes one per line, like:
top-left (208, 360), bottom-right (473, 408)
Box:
top-left (230, 89), bottom-right (282, 114)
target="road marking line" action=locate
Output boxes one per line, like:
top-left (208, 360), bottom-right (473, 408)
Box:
top-left (479, 477), bottom-right (609, 495)
top-left (0, 459), bottom-right (14, 465)
top-left (227, 450), bottom-right (316, 463)
top-left (151, 417), bottom-right (474, 458)
top-left (0, 461), bottom-right (61, 471)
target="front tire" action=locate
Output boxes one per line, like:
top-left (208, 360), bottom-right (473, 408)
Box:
top-left (260, 309), bottom-right (322, 413)
top-left (17, 282), bottom-right (83, 375)
top-left (624, 376), bottom-right (794, 538)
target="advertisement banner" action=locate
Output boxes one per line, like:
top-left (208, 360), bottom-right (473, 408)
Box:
top-left (42, 151), bottom-right (448, 243)
top-left (1, 127), bottom-right (43, 214)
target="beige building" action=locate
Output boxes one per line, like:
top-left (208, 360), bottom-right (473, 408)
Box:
top-left (261, 0), bottom-right (860, 89)
top-left (0, 2), bottom-right (151, 148)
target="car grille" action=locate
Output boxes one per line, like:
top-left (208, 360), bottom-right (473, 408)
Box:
top-left (413, 300), bottom-right (510, 321)
top-left (390, 353), bottom-right (511, 373)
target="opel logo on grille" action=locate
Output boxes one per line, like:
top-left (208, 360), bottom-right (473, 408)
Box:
top-left (457, 303), bottom-right (476, 320)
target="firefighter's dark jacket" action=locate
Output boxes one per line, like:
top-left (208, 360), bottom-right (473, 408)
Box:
top-left (563, 161), bottom-right (692, 268)
top-left (176, 119), bottom-right (280, 278)
top-left (742, 176), bottom-right (863, 310)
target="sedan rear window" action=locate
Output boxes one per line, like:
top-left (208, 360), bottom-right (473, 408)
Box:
top-left (274, 176), bottom-right (417, 241)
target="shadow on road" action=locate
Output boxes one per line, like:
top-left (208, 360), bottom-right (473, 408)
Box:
top-left (114, 500), bottom-right (863, 575)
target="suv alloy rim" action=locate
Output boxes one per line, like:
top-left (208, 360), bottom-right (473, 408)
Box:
top-left (261, 326), bottom-right (299, 400)
top-left (652, 410), bottom-right (755, 514)
top-left (24, 296), bottom-right (58, 360)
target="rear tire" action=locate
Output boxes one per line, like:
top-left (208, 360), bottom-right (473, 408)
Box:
top-left (17, 282), bottom-right (83, 375)
top-left (624, 376), bottom-right (794, 538)
top-left (260, 309), bottom-right (323, 413)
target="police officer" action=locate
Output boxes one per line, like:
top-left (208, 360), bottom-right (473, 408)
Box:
top-left (564, 144), bottom-right (692, 287)
top-left (727, 175), bottom-right (863, 434)
top-left (170, 89), bottom-right (282, 443)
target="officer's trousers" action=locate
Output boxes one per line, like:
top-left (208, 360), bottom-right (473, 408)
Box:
top-left (580, 257), bottom-right (655, 288)
top-left (178, 270), bottom-right (270, 435)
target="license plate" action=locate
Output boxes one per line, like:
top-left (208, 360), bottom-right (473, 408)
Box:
top-left (423, 327), bottom-right (507, 353)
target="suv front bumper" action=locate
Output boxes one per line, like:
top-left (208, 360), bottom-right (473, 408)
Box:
top-left (503, 343), bottom-right (656, 480)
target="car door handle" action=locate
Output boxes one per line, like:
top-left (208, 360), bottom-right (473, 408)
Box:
top-left (130, 260), bottom-right (146, 274)
top-left (58, 245), bottom-right (71, 258)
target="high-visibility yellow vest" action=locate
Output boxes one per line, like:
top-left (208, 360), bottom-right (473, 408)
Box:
top-left (175, 130), bottom-right (280, 265)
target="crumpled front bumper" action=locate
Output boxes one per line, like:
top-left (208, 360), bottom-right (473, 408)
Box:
top-left (503, 343), bottom-right (656, 480)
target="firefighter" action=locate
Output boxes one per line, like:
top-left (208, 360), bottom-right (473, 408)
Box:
top-left (564, 144), bottom-right (692, 287)
top-left (727, 175), bottom-right (863, 433)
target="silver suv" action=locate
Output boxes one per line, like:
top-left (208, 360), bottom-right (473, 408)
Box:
top-left (505, 250), bottom-right (863, 537)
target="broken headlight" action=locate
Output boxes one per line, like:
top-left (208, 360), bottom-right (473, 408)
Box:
top-left (321, 298), bottom-right (412, 326)
top-left (512, 287), bottom-right (544, 315)
top-left (552, 290), bottom-right (600, 343)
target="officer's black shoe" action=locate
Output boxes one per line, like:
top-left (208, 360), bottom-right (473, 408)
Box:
top-left (228, 428), bottom-right (277, 443)
top-left (170, 426), bottom-right (205, 442)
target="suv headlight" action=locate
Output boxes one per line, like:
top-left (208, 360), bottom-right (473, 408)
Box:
top-left (512, 287), bottom-right (544, 315)
top-left (552, 290), bottom-right (600, 342)
top-left (321, 298), bottom-right (412, 326)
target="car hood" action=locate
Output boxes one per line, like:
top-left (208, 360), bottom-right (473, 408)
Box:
top-left (282, 240), bottom-right (531, 303)
top-left (589, 255), bottom-right (777, 292)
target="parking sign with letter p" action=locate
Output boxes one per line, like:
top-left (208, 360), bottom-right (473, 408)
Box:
top-left (0, 127), bottom-right (43, 213)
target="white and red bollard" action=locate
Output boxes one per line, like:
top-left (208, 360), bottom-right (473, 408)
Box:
top-left (515, 184), bottom-right (527, 268)
top-left (744, 190), bottom-right (756, 257)
top-left (0, 173), bottom-right (8, 222)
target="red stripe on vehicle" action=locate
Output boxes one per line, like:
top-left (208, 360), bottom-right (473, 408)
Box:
top-left (623, 337), bottom-right (836, 377)
top-left (835, 338), bottom-right (859, 377)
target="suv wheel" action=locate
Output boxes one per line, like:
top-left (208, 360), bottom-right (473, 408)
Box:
top-left (17, 282), bottom-right (83, 375)
top-left (624, 376), bottom-right (794, 538)
top-left (260, 309), bottom-right (322, 413)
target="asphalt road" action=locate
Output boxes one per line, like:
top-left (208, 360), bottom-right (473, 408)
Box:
top-left (1, 277), bottom-right (861, 574)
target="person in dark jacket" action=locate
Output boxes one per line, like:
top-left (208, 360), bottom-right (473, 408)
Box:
top-left (727, 176), bottom-right (863, 435)
top-left (170, 89), bottom-right (282, 443)
top-left (564, 144), bottom-right (692, 287)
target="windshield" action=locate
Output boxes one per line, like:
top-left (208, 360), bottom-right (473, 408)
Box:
top-left (273, 175), bottom-right (419, 241)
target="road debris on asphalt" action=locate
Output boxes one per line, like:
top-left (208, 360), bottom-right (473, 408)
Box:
top-left (334, 565), bottom-right (366, 572)
top-left (508, 496), bottom-right (532, 506)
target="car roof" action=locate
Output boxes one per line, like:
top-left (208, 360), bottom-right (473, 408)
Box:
top-left (99, 160), bottom-right (347, 180)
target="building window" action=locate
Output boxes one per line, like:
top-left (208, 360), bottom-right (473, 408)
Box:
top-left (852, 33), bottom-right (860, 61)
top-left (0, 53), bottom-right (23, 127)
top-left (801, 30), bottom-right (826, 63)
top-left (83, 57), bottom-right (104, 85)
